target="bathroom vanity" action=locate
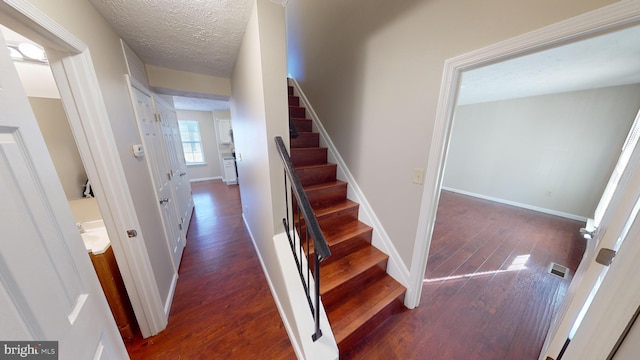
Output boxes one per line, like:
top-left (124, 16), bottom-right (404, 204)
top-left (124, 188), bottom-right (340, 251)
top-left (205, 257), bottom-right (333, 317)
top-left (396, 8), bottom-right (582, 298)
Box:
top-left (89, 245), bottom-right (137, 339)
top-left (69, 198), bottom-right (137, 339)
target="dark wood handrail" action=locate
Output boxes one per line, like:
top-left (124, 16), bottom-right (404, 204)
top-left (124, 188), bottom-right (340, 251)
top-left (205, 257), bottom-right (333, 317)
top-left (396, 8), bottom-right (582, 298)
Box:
top-left (274, 136), bottom-right (331, 341)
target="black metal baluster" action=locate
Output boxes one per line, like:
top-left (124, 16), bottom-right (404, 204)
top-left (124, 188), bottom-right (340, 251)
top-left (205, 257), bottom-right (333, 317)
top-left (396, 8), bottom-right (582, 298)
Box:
top-left (274, 136), bottom-right (330, 342)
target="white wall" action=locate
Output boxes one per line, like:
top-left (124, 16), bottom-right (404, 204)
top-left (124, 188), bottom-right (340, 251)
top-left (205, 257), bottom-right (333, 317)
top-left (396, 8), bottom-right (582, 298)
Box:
top-left (285, 0), bottom-right (617, 268)
top-left (29, 97), bottom-right (88, 200)
top-left (444, 84), bottom-right (640, 219)
top-left (176, 109), bottom-right (223, 181)
top-left (230, 0), bottom-right (297, 351)
top-left (26, 0), bottom-right (175, 308)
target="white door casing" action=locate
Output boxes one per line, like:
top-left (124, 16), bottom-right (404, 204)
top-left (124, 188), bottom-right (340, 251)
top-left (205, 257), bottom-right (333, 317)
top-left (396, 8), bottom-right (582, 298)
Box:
top-left (0, 29), bottom-right (127, 358)
top-left (127, 78), bottom-right (184, 272)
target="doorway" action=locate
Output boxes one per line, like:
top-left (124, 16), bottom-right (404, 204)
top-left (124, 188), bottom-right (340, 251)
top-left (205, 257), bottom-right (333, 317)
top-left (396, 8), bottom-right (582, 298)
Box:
top-left (0, 1), bottom-right (168, 339)
top-left (410, 3), bottom-right (640, 360)
top-left (2, 24), bottom-right (139, 340)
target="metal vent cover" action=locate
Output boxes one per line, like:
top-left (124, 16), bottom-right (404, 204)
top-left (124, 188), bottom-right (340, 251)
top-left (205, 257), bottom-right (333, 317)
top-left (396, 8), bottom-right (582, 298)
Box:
top-left (549, 263), bottom-right (569, 278)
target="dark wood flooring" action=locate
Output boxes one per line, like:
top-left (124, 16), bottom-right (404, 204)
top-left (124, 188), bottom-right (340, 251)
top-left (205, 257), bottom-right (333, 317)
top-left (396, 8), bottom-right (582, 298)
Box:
top-left (343, 190), bottom-right (585, 359)
top-left (125, 184), bottom-right (585, 360)
top-left (125, 180), bottom-right (295, 359)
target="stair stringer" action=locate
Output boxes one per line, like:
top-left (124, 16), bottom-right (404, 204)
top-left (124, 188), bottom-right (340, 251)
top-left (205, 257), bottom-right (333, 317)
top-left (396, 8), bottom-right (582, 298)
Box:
top-left (288, 77), bottom-right (410, 299)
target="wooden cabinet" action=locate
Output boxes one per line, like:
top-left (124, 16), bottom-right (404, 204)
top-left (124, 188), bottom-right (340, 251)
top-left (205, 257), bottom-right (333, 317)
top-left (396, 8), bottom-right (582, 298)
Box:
top-left (89, 246), bottom-right (137, 339)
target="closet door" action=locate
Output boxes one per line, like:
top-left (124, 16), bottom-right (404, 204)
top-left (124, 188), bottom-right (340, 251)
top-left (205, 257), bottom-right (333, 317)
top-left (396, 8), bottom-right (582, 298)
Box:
top-left (154, 96), bottom-right (193, 238)
top-left (128, 79), bottom-right (184, 271)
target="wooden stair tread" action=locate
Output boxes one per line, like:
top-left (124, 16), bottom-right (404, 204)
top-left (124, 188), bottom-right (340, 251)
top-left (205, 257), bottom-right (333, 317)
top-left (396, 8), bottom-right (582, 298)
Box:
top-left (320, 245), bottom-right (387, 295)
top-left (313, 199), bottom-right (359, 219)
top-left (327, 275), bottom-right (405, 344)
top-left (294, 163), bottom-right (335, 171)
top-left (321, 218), bottom-right (371, 246)
top-left (291, 146), bottom-right (325, 152)
top-left (306, 218), bottom-right (372, 257)
top-left (303, 180), bottom-right (347, 192)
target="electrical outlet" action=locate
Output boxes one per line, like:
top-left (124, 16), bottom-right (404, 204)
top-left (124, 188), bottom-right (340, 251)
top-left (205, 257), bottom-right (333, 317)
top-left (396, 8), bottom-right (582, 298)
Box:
top-left (413, 168), bottom-right (425, 185)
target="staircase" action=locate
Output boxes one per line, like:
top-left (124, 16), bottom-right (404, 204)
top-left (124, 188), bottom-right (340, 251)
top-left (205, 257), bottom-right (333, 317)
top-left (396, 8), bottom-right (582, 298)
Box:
top-left (287, 84), bottom-right (406, 354)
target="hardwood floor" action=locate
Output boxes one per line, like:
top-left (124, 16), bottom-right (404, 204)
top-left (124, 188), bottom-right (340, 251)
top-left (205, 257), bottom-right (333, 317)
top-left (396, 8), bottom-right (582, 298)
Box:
top-left (343, 190), bottom-right (586, 360)
top-left (125, 183), bottom-right (585, 359)
top-left (125, 180), bottom-right (295, 359)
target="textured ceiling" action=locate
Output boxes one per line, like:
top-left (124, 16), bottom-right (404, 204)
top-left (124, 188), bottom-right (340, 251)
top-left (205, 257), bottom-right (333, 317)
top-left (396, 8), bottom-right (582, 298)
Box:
top-left (459, 24), bottom-right (640, 105)
top-left (89, 0), bottom-right (254, 77)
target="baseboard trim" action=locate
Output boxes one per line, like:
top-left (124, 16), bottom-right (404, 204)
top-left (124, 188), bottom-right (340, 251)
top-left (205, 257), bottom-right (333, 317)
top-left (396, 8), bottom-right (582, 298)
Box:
top-left (163, 272), bottom-right (179, 317)
top-left (189, 176), bottom-right (223, 183)
top-left (241, 214), bottom-right (305, 360)
top-left (288, 77), bottom-right (410, 289)
top-left (441, 187), bottom-right (588, 222)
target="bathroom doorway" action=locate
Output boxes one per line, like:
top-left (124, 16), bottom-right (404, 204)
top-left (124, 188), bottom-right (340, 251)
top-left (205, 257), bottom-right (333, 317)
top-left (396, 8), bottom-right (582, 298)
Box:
top-left (1, 24), bottom-right (138, 341)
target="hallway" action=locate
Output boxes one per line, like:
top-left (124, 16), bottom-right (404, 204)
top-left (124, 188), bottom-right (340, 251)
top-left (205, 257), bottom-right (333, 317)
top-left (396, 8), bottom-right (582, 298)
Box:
top-left (125, 180), bottom-right (294, 359)
top-left (125, 182), bottom-right (585, 359)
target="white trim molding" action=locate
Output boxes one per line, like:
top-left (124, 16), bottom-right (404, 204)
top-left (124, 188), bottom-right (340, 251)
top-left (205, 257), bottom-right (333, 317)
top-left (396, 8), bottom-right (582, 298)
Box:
top-left (288, 77), bottom-right (411, 297)
top-left (189, 176), bottom-right (223, 183)
top-left (408, 0), bottom-right (640, 357)
top-left (242, 215), bottom-right (339, 360)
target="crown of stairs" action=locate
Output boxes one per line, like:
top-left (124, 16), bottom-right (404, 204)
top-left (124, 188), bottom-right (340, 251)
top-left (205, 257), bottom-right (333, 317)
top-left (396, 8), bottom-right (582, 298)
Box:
top-left (287, 84), bottom-right (406, 355)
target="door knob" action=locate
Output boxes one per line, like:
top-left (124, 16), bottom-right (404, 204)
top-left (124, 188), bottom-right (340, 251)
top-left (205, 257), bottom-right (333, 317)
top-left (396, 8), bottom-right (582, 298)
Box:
top-left (159, 198), bottom-right (169, 205)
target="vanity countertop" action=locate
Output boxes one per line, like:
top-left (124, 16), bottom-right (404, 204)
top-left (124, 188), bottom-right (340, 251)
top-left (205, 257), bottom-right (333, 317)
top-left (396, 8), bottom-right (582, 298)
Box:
top-left (80, 220), bottom-right (111, 255)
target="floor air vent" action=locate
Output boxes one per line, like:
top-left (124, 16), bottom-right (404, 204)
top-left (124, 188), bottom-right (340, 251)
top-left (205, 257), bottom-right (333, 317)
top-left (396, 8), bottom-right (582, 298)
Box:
top-left (548, 263), bottom-right (569, 278)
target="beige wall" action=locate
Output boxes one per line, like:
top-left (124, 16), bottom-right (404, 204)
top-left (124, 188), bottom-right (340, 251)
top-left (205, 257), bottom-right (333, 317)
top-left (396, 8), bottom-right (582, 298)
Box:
top-left (230, 0), bottom-right (296, 348)
top-left (176, 109), bottom-right (223, 180)
top-left (444, 84), bottom-right (640, 218)
top-left (146, 64), bottom-right (232, 98)
top-left (30, 97), bottom-right (87, 200)
top-left (285, 0), bottom-right (617, 267)
top-left (25, 0), bottom-right (175, 306)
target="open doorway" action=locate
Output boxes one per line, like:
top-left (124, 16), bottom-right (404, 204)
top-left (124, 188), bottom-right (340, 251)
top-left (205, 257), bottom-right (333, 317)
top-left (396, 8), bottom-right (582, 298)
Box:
top-left (172, 96), bottom-right (237, 186)
top-left (1, 24), bottom-right (139, 341)
top-left (414, 11), bottom-right (638, 360)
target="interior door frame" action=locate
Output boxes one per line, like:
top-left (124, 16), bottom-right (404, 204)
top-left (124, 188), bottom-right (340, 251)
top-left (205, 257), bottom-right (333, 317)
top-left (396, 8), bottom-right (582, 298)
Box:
top-left (0, 0), bottom-right (167, 337)
top-left (408, 0), bottom-right (640, 350)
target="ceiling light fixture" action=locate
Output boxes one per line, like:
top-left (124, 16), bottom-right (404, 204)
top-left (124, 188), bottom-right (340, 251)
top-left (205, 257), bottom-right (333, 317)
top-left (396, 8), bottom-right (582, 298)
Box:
top-left (17, 42), bottom-right (46, 61)
top-left (7, 42), bottom-right (48, 64)
top-left (7, 46), bottom-right (23, 60)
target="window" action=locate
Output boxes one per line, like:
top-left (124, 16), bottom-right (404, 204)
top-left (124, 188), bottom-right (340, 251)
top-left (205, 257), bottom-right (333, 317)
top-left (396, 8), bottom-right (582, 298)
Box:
top-left (179, 120), bottom-right (205, 165)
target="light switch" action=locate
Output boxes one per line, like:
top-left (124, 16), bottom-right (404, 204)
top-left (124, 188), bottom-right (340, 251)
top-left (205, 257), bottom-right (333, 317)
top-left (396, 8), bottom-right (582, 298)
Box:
top-left (131, 144), bottom-right (144, 158)
top-left (413, 168), bottom-right (425, 185)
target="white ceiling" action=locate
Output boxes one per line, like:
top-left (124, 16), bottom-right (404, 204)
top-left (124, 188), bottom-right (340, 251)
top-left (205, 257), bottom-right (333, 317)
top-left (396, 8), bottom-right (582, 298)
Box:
top-left (458, 24), bottom-right (640, 105)
top-left (89, 0), bottom-right (254, 77)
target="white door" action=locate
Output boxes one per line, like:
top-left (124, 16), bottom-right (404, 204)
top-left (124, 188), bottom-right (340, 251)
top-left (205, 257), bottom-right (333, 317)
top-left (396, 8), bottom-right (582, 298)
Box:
top-left (0, 31), bottom-right (127, 358)
top-left (612, 310), bottom-right (640, 360)
top-left (593, 107), bottom-right (640, 228)
top-left (541, 108), bottom-right (640, 359)
top-left (129, 83), bottom-right (184, 271)
top-left (154, 97), bottom-right (193, 238)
